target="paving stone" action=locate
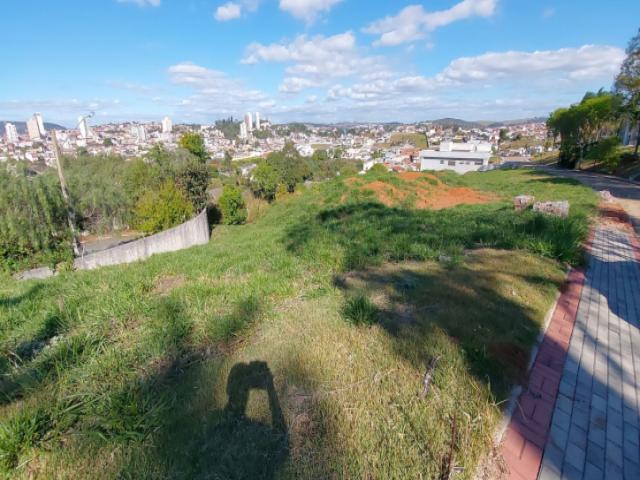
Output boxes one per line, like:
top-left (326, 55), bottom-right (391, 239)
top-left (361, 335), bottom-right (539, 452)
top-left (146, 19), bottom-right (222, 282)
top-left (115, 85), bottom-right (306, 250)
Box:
top-left (568, 424), bottom-right (588, 450)
top-left (583, 462), bottom-right (603, 480)
top-left (606, 440), bottom-right (624, 467)
top-left (565, 442), bottom-right (586, 472)
top-left (586, 441), bottom-right (605, 470)
top-left (535, 226), bottom-right (640, 480)
top-left (556, 394), bottom-right (573, 414)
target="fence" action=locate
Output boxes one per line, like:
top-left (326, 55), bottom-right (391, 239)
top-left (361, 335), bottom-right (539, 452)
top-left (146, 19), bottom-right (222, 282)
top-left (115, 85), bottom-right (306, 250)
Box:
top-left (74, 209), bottom-right (210, 270)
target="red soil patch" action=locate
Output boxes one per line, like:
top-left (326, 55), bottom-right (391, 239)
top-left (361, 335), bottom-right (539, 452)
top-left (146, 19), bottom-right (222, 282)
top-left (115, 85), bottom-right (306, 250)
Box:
top-left (398, 171), bottom-right (441, 184)
top-left (416, 187), bottom-right (496, 210)
top-left (358, 178), bottom-right (496, 210)
top-left (360, 181), bottom-right (407, 207)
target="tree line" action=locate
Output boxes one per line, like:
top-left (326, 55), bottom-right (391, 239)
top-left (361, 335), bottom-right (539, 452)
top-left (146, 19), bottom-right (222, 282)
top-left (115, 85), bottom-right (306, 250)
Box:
top-left (0, 133), bottom-right (362, 272)
top-left (548, 29), bottom-right (639, 170)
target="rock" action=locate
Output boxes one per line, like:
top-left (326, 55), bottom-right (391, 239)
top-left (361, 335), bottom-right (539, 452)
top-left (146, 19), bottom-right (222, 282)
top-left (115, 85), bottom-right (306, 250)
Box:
top-left (513, 195), bottom-right (535, 211)
top-left (533, 201), bottom-right (570, 218)
top-left (438, 254), bottom-right (453, 263)
top-left (14, 267), bottom-right (56, 281)
top-left (599, 190), bottom-right (615, 202)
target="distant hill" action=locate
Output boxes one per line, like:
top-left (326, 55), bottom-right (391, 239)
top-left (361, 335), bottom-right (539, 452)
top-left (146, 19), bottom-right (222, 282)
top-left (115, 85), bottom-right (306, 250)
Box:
top-left (427, 117), bottom-right (548, 129)
top-left (0, 120), bottom-right (67, 134)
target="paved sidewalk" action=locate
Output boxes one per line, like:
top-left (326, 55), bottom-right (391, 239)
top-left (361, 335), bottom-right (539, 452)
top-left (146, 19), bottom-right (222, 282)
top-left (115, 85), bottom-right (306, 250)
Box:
top-left (538, 226), bottom-right (640, 479)
top-left (542, 167), bottom-right (640, 234)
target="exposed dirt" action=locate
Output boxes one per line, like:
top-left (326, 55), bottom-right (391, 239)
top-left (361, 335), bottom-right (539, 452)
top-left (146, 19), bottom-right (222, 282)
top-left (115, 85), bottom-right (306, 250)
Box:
top-left (599, 203), bottom-right (635, 232)
top-left (153, 275), bottom-right (186, 296)
top-left (356, 173), bottom-right (497, 210)
top-left (360, 181), bottom-right (407, 207)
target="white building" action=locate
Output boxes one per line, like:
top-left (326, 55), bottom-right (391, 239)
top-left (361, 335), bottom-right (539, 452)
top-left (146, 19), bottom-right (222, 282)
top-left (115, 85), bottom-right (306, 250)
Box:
top-left (132, 124), bottom-right (147, 143)
top-left (296, 144), bottom-right (313, 156)
top-left (27, 116), bottom-right (41, 140)
top-left (255, 112), bottom-right (261, 130)
top-left (4, 122), bottom-right (19, 144)
top-left (419, 141), bottom-right (492, 174)
top-left (244, 112), bottom-right (253, 133)
top-left (162, 116), bottom-right (173, 134)
top-left (78, 116), bottom-right (91, 139)
top-left (239, 122), bottom-right (247, 139)
top-left (35, 113), bottom-right (46, 135)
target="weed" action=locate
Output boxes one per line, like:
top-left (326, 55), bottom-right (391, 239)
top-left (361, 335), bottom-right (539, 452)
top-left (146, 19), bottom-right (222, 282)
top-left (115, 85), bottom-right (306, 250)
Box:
top-left (342, 293), bottom-right (378, 326)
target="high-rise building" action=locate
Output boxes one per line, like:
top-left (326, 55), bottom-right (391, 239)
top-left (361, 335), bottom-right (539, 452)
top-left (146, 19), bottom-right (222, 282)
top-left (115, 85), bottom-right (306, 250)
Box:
top-left (132, 124), bottom-right (147, 143)
top-left (239, 122), bottom-right (247, 139)
top-left (244, 112), bottom-right (253, 133)
top-left (255, 112), bottom-right (261, 130)
top-left (162, 116), bottom-right (173, 134)
top-left (35, 113), bottom-right (46, 135)
top-left (27, 116), bottom-right (41, 140)
top-left (78, 116), bottom-right (91, 139)
top-left (4, 122), bottom-right (19, 144)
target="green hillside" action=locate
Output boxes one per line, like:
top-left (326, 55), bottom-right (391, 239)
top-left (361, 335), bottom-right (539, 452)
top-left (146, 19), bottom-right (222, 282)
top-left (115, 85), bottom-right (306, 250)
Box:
top-left (0, 169), bottom-right (597, 479)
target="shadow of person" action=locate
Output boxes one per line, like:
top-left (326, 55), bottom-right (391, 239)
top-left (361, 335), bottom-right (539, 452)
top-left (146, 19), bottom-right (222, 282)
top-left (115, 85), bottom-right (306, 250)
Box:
top-left (211, 361), bottom-right (289, 480)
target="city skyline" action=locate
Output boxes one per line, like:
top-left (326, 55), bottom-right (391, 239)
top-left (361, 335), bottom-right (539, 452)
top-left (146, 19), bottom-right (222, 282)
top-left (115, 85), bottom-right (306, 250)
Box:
top-left (1, 1), bottom-right (638, 125)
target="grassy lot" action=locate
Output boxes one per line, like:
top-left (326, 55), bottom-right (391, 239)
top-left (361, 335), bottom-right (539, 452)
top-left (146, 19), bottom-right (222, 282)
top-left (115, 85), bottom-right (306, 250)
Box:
top-left (0, 169), bottom-right (597, 479)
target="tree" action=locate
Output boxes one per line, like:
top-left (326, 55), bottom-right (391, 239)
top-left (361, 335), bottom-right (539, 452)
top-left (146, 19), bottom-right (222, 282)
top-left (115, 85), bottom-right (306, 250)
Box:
top-left (615, 28), bottom-right (640, 155)
top-left (174, 160), bottom-right (210, 211)
top-left (179, 132), bottom-right (208, 163)
top-left (251, 162), bottom-right (279, 200)
top-left (218, 185), bottom-right (247, 225)
top-left (499, 128), bottom-right (509, 143)
top-left (0, 167), bottom-right (71, 271)
top-left (224, 150), bottom-right (233, 170)
top-left (134, 181), bottom-right (194, 234)
top-left (368, 163), bottom-right (388, 174)
top-left (547, 92), bottom-right (622, 168)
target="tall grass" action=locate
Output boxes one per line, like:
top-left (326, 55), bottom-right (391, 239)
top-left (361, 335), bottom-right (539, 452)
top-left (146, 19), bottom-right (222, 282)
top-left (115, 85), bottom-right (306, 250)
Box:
top-left (0, 169), bottom-right (596, 478)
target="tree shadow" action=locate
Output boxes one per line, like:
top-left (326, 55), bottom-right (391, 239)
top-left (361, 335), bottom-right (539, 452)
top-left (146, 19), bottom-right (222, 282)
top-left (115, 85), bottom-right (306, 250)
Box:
top-left (334, 256), bottom-right (559, 400)
top-left (0, 284), bottom-right (44, 308)
top-left (285, 201), bottom-right (588, 269)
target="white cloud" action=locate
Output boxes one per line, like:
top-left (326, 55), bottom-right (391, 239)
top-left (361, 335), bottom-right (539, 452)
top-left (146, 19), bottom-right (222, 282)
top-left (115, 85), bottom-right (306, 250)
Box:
top-left (542, 7), bottom-right (556, 18)
top-left (167, 62), bottom-right (271, 118)
top-left (310, 44), bottom-right (624, 122)
top-left (364, 0), bottom-right (497, 46)
top-left (437, 45), bottom-right (624, 84)
top-left (215, 2), bottom-right (242, 21)
top-left (279, 0), bottom-right (343, 23)
top-left (242, 32), bottom-right (389, 93)
top-left (117, 0), bottom-right (161, 7)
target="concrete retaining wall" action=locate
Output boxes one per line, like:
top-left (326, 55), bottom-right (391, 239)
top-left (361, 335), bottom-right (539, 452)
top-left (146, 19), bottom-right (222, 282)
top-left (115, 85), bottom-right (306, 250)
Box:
top-left (74, 209), bottom-right (209, 271)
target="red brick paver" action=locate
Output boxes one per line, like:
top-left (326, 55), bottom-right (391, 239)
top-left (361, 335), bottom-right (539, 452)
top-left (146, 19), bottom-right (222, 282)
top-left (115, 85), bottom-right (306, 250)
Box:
top-left (501, 267), bottom-right (587, 480)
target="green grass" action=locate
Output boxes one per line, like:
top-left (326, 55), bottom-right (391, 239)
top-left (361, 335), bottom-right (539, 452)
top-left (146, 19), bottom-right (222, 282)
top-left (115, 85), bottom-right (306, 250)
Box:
top-left (0, 169), bottom-right (597, 478)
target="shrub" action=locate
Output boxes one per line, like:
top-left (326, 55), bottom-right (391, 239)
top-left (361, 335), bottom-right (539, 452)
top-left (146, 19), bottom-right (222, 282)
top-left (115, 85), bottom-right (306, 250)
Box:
top-left (0, 167), bottom-right (71, 272)
top-left (275, 184), bottom-right (289, 201)
top-left (368, 163), bottom-right (388, 174)
top-left (174, 160), bottom-right (211, 211)
top-left (587, 137), bottom-right (621, 173)
top-left (342, 293), bottom-right (378, 326)
top-left (178, 132), bottom-right (208, 162)
top-left (134, 181), bottom-right (194, 234)
top-left (218, 185), bottom-right (247, 225)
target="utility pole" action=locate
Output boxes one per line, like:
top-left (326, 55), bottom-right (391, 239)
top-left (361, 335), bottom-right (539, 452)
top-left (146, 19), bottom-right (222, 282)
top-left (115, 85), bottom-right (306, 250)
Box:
top-left (51, 130), bottom-right (81, 256)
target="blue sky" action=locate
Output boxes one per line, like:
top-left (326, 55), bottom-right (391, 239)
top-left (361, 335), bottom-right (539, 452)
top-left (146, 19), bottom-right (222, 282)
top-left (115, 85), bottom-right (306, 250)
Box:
top-left (0, 0), bottom-right (638, 125)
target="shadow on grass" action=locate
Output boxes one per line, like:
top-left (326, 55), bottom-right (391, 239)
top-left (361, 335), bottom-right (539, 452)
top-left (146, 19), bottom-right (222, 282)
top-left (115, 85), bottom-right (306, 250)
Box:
top-left (0, 284), bottom-right (43, 308)
top-left (111, 358), bottom-right (289, 479)
top-left (334, 254), bottom-right (561, 400)
top-left (286, 201), bottom-right (588, 271)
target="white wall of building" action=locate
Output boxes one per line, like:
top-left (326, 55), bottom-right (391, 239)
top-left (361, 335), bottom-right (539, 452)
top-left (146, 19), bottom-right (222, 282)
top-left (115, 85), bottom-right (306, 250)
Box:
top-left (420, 157), bottom-right (488, 174)
top-left (5, 123), bottom-right (19, 143)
